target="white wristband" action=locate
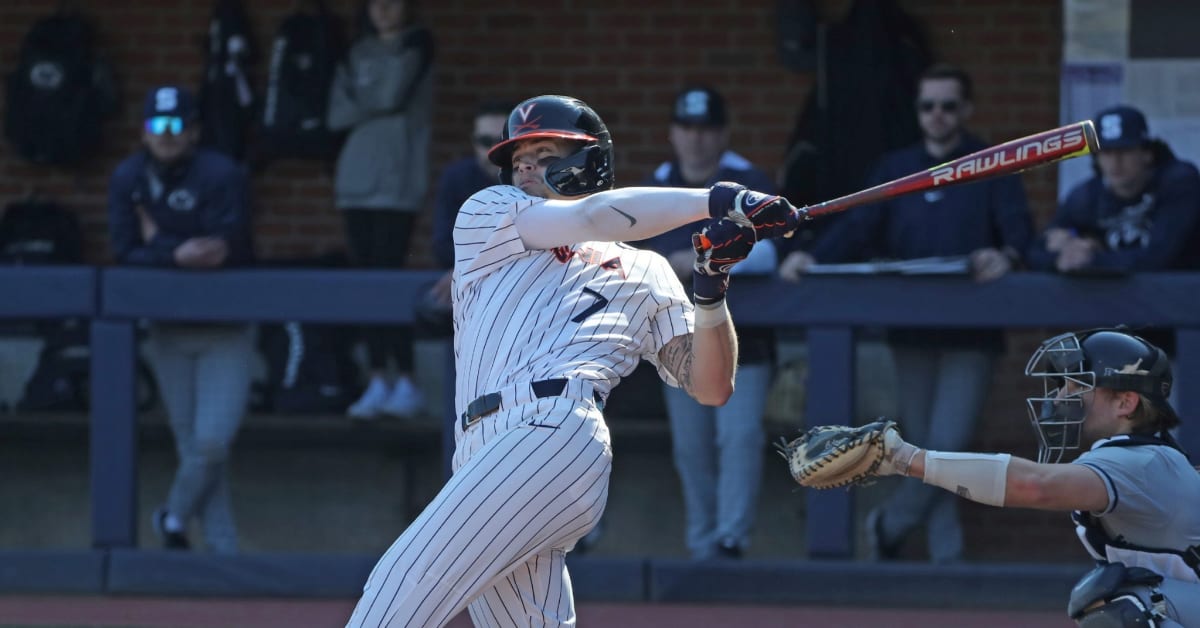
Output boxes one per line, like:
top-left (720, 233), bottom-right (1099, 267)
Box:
top-left (922, 451), bottom-right (1011, 507)
top-left (693, 300), bottom-right (730, 329)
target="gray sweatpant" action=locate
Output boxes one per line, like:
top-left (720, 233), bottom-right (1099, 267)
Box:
top-left (145, 324), bottom-right (255, 554)
top-left (876, 345), bottom-right (994, 562)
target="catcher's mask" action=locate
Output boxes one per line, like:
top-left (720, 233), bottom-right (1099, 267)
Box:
top-left (486, 95), bottom-right (614, 197)
top-left (1025, 328), bottom-right (1176, 463)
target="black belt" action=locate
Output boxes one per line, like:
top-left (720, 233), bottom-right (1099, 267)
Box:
top-left (460, 379), bottom-right (602, 431)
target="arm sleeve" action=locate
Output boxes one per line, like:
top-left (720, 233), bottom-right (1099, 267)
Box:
top-left (1074, 448), bottom-right (1168, 524)
top-left (385, 27), bottom-right (434, 114)
top-left (1026, 184), bottom-right (1091, 271)
top-left (202, 166), bottom-right (254, 266)
top-left (990, 173), bottom-right (1033, 256)
top-left (1087, 163), bottom-right (1200, 271)
top-left (326, 60), bottom-right (371, 132)
top-left (808, 198), bottom-right (885, 264)
top-left (807, 160), bottom-right (889, 263)
top-left (107, 167), bottom-right (181, 266)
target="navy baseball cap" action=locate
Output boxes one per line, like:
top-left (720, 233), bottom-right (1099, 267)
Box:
top-left (1094, 105), bottom-right (1150, 150)
top-left (672, 86), bottom-right (728, 127)
top-left (142, 85), bottom-right (197, 120)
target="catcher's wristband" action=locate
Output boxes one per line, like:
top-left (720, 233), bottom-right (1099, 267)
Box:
top-left (922, 451), bottom-right (1011, 507)
top-left (694, 299), bottom-right (730, 328)
top-left (692, 269), bottom-right (729, 307)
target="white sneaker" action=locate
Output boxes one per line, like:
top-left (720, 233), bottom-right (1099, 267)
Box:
top-left (382, 376), bottom-right (424, 418)
top-left (348, 377), bottom-right (391, 420)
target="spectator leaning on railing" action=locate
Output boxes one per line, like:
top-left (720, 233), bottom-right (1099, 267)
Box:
top-left (1027, 104), bottom-right (1200, 275)
top-left (779, 62), bottom-right (1033, 564)
top-left (631, 85), bottom-right (778, 561)
top-left (107, 85), bottom-right (255, 554)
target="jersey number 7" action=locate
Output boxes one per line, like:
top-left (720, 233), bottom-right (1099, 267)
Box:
top-left (571, 287), bottom-right (609, 323)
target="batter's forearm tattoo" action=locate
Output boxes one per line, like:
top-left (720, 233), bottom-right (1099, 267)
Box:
top-left (608, 205), bottom-right (637, 227)
top-left (660, 334), bottom-right (696, 394)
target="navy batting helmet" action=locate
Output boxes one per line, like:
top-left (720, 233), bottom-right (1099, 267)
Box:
top-left (486, 95), bottom-right (614, 197)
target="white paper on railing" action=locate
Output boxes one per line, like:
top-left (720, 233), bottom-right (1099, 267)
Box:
top-left (805, 256), bottom-right (971, 276)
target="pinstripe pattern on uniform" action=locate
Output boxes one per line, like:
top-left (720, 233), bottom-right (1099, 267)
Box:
top-left (348, 184), bottom-right (694, 626)
top-left (468, 549), bottom-right (573, 627)
top-left (346, 398), bottom-right (611, 627)
top-left (450, 186), bottom-right (694, 423)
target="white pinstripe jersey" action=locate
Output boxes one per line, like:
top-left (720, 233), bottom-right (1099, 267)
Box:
top-left (451, 185), bottom-right (694, 418)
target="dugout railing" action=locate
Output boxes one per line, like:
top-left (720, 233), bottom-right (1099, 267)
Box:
top-left (2, 267), bottom-right (1198, 608)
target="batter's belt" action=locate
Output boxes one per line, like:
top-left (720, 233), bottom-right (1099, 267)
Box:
top-left (461, 378), bottom-right (604, 431)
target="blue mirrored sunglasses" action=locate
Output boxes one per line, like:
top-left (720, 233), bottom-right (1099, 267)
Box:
top-left (144, 116), bottom-right (185, 136)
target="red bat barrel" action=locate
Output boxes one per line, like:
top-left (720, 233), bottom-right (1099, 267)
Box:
top-left (800, 119), bottom-right (1099, 219)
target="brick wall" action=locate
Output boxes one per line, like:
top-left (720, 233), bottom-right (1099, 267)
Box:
top-left (0, 0), bottom-right (1063, 264)
top-left (0, 0), bottom-right (1075, 560)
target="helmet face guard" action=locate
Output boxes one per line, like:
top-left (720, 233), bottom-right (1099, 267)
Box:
top-left (1025, 331), bottom-right (1092, 463)
top-left (487, 95), bottom-right (614, 197)
top-left (1024, 328), bottom-right (1178, 463)
top-left (543, 144), bottom-right (613, 196)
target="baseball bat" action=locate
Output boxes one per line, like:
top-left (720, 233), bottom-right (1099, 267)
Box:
top-left (795, 119), bottom-right (1098, 220)
top-left (698, 120), bottom-right (1099, 251)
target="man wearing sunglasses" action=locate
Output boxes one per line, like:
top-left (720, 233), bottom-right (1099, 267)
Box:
top-left (108, 85), bottom-right (255, 554)
top-left (779, 63), bottom-right (1033, 564)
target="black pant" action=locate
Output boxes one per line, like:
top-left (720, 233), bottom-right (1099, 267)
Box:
top-left (343, 209), bottom-right (416, 371)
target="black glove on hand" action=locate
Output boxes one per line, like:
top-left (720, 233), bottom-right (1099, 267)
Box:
top-left (708, 181), bottom-right (803, 241)
top-left (692, 217), bottom-right (755, 307)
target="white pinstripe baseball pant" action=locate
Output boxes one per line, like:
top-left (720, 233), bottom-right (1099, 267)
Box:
top-left (347, 395), bottom-right (611, 627)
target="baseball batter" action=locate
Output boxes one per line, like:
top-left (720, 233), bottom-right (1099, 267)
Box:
top-left (346, 95), bottom-right (801, 627)
top-left (869, 328), bottom-right (1200, 627)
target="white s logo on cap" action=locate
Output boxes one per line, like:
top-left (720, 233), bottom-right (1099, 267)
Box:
top-left (156, 87), bottom-right (178, 113)
top-left (1100, 113), bottom-right (1122, 140)
top-left (682, 91), bottom-right (710, 117)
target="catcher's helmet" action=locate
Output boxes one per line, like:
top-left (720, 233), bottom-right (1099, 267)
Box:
top-left (1025, 328), bottom-right (1176, 462)
top-left (486, 95), bottom-right (614, 197)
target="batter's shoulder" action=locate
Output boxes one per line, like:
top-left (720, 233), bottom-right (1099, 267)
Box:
top-left (462, 184), bottom-right (529, 208)
top-left (455, 185), bottom-right (537, 229)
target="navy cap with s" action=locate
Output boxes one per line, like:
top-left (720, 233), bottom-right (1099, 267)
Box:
top-left (142, 85), bottom-right (197, 120)
top-left (1094, 104), bottom-right (1150, 150)
top-left (672, 86), bottom-right (728, 127)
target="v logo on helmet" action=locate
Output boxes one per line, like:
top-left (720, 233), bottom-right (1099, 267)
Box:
top-left (514, 103), bottom-right (543, 134)
top-left (516, 103), bottom-right (537, 122)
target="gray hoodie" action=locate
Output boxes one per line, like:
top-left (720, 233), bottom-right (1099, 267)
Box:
top-left (327, 27), bottom-right (434, 211)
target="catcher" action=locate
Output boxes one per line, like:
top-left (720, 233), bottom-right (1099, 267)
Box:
top-left (781, 328), bottom-right (1200, 627)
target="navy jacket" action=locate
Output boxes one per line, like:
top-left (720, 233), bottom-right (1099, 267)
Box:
top-left (1027, 151), bottom-right (1200, 272)
top-left (108, 148), bottom-right (253, 267)
top-left (810, 135), bottom-right (1032, 351)
top-left (432, 156), bottom-right (499, 269)
top-left (810, 134), bottom-right (1032, 263)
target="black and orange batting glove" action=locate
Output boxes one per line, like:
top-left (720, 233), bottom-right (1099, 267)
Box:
top-left (708, 181), bottom-right (801, 241)
top-left (692, 217), bottom-right (755, 307)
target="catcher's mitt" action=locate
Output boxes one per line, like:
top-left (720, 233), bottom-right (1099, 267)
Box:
top-left (777, 419), bottom-right (899, 489)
